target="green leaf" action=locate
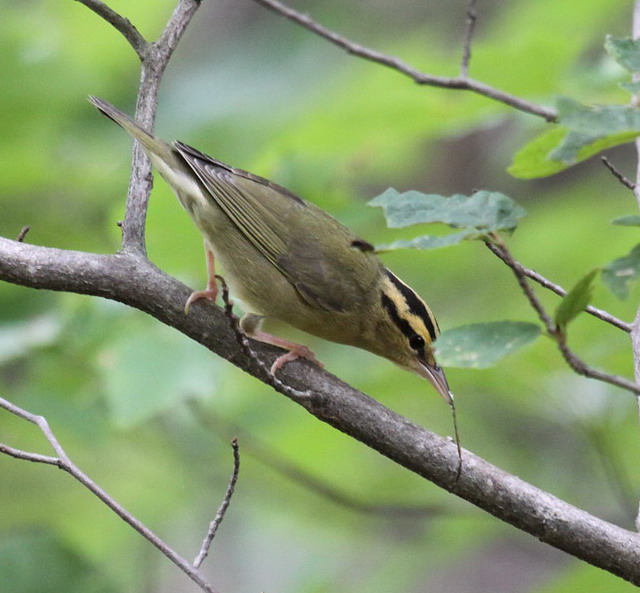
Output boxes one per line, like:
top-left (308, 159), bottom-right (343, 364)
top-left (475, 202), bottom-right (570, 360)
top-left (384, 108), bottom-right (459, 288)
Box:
top-left (550, 129), bottom-right (640, 164)
top-left (435, 321), bottom-right (541, 369)
top-left (376, 230), bottom-right (481, 252)
top-left (551, 97), bottom-right (640, 163)
top-left (509, 98), bottom-right (640, 178)
top-left (508, 127), bottom-right (570, 179)
top-left (612, 215), bottom-right (640, 226)
top-left (605, 35), bottom-right (640, 73)
top-left (554, 269), bottom-right (599, 329)
top-left (556, 97), bottom-right (639, 134)
top-left (602, 244), bottom-right (640, 299)
top-left (369, 188), bottom-right (526, 232)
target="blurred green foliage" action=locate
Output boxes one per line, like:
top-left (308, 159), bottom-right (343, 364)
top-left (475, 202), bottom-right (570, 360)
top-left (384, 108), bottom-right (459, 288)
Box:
top-left (1, 0), bottom-right (640, 592)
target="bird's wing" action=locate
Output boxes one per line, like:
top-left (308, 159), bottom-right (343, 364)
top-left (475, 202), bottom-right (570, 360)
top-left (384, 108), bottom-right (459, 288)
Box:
top-left (175, 141), bottom-right (292, 272)
top-left (175, 141), bottom-right (377, 313)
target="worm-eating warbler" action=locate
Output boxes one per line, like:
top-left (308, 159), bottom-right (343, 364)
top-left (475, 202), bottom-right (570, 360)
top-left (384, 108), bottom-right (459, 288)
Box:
top-left (90, 96), bottom-right (453, 403)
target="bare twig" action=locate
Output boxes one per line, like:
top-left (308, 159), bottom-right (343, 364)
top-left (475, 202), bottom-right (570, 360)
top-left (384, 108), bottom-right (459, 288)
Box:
top-left (215, 275), bottom-right (314, 401)
top-left (115, 0), bottom-right (201, 256)
top-left (0, 397), bottom-right (220, 593)
top-left (193, 439), bottom-right (240, 569)
top-left (191, 404), bottom-right (453, 519)
top-left (555, 332), bottom-right (640, 394)
top-left (0, 443), bottom-right (59, 466)
top-left (460, 0), bottom-right (478, 78)
top-left (487, 236), bottom-right (554, 327)
top-left (74, 0), bottom-right (147, 57)
top-left (158, 0), bottom-right (202, 58)
top-left (485, 241), bottom-right (632, 333)
top-left (601, 156), bottom-right (636, 191)
top-left (16, 226), bottom-right (30, 242)
top-left (251, 0), bottom-right (557, 122)
top-left (486, 237), bottom-right (640, 395)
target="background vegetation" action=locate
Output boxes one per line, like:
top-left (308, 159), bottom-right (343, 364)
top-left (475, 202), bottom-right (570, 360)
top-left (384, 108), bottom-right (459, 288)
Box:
top-left (1, 0), bottom-right (639, 591)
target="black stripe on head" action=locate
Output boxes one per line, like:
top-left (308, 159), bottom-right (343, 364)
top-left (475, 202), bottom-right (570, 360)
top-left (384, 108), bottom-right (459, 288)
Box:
top-left (385, 270), bottom-right (439, 341)
top-left (381, 292), bottom-right (413, 338)
top-left (380, 292), bottom-right (427, 357)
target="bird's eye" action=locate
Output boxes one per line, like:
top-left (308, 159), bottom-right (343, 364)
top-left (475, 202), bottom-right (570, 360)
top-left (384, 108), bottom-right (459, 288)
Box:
top-left (409, 334), bottom-right (425, 350)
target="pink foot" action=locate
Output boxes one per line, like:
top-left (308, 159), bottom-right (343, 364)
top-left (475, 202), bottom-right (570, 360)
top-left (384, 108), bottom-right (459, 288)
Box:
top-left (184, 285), bottom-right (218, 314)
top-left (185, 245), bottom-right (218, 314)
top-left (269, 344), bottom-right (324, 375)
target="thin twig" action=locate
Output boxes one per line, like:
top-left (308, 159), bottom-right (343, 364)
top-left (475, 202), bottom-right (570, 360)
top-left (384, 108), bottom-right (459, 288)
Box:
top-left (215, 275), bottom-right (314, 401)
top-left (0, 443), bottom-right (59, 466)
top-left (460, 0), bottom-right (478, 78)
top-left (74, 0), bottom-right (147, 57)
top-left (0, 397), bottom-right (220, 593)
top-left (486, 237), bottom-right (640, 395)
top-left (117, 0), bottom-right (201, 256)
top-left (16, 226), bottom-right (30, 242)
top-left (191, 403), bottom-right (454, 519)
top-left (485, 241), bottom-right (632, 333)
top-left (193, 439), bottom-right (240, 569)
top-left (555, 332), bottom-right (640, 394)
top-left (251, 0), bottom-right (557, 122)
top-left (601, 156), bottom-right (636, 191)
top-left (157, 0), bottom-right (202, 59)
top-left (487, 236), bottom-right (554, 328)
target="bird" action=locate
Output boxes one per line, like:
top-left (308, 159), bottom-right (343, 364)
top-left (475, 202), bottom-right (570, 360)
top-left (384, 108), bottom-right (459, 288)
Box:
top-left (89, 96), bottom-right (453, 405)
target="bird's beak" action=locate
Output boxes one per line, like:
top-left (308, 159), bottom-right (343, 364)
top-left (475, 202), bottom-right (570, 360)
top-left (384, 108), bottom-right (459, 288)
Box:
top-left (417, 360), bottom-right (454, 405)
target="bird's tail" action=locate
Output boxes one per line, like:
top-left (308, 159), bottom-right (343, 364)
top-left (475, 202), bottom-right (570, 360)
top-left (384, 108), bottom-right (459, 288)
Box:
top-left (88, 96), bottom-right (174, 162)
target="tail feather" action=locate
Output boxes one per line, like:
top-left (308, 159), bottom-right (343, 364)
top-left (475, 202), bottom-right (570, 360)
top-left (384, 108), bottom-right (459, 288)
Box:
top-left (88, 96), bottom-right (174, 162)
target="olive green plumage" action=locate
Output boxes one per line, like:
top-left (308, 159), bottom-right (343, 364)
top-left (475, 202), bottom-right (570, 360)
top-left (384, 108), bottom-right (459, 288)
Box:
top-left (90, 96), bottom-right (451, 402)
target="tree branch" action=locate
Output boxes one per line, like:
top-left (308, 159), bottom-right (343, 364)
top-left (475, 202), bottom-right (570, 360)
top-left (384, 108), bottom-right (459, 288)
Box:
top-left (250, 0), bottom-right (557, 122)
top-left (0, 395), bottom-right (220, 593)
top-left (116, 0), bottom-right (201, 257)
top-left (601, 156), bottom-right (636, 191)
top-left (74, 0), bottom-right (148, 57)
top-left (1, 236), bottom-right (640, 584)
top-left (485, 240), bottom-right (632, 333)
top-left (193, 439), bottom-right (240, 569)
top-left (486, 238), bottom-right (640, 395)
top-left (460, 0), bottom-right (478, 78)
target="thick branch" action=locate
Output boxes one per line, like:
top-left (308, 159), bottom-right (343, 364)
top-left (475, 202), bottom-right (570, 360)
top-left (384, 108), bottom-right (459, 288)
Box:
top-left (1, 236), bottom-right (640, 584)
top-left (251, 0), bottom-right (557, 122)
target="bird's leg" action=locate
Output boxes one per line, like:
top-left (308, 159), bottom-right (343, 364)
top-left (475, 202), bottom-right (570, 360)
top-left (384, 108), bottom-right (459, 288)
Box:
top-left (240, 313), bottom-right (324, 375)
top-left (185, 245), bottom-right (218, 313)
